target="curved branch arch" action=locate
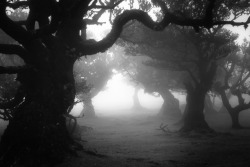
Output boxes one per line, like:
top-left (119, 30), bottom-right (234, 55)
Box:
top-left (78, 9), bottom-right (250, 56)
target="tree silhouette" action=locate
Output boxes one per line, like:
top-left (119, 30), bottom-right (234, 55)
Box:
top-left (74, 44), bottom-right (130, 116)
top-left (0, 0), bottom-right (249, 166)
top-left (214, 40), bottom-right (250, 129)
top-left (121, 22), bottom-right (239, 131)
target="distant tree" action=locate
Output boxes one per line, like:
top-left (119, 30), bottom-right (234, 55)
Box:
top-left (74, 44), bottom-right (130, 116)
top-left (204, 94), bottom-right (218, 115)
top-left (117, 54), bottom-right (182, 117)
top-left (121, 22), bottom-right (239, 131)
top-left (0, 0), bottom-right (249, 166)
top-left (214, 40), bottom-right (250, 129)
top-left (137, 60), bottom-right (183, 118)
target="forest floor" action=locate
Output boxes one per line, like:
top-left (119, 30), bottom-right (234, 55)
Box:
top-left (1, 111), bottom-right (250, 167)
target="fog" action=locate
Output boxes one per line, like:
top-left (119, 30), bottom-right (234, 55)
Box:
top-left (70, 72), bottom-right (250, 132)
top-left (71, 73), bottom-right (164, 117)
top-left (68, 80), bottom-right (250, 167)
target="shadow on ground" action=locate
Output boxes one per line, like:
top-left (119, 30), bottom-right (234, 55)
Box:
top-left (1, 111), bottom-right (250, 167)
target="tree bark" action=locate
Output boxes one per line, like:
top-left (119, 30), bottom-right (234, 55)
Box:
top-left (180, 87), bottom-right (211, 132)
top-left (0, 39), bottom-right (78, 166)
top-left (158, 89), bottom-right (181, 118)
top-left (82, 94), bottom-right (95, 118)
top-left (219, 90), bottom-right (245, 129)
top-left (228, 110), bottom-right (242, 129)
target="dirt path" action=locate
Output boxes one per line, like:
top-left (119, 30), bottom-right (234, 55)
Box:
top-left (69, 115), bottom-right (250, 167)
top-left (1, 114), bottom-right (250, 167)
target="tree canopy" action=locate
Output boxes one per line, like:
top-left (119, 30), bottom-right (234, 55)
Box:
top-left (0, 0), bottom-right (250, 166)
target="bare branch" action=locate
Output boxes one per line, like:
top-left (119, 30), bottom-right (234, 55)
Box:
top-left (88, 0), bottom-right (124, 9)
top-left (156, 123), bottom-right (172, 134)
top-left (84, 8), bottom-right (107, 25)
top-left (214, 17), bottom-right (250, 29)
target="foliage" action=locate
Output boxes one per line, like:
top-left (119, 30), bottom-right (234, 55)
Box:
top-left (121, 22), bottom-right (238, 93)
top-left (0, 0), bottom-right (249, 166)
top-left (213, 40), bottom-right (250, 128)
top-left (74, 44), bottom-right (129, 98)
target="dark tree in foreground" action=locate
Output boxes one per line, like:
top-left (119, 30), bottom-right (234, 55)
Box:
top-left (214, 41), bottom-right (250, 129)
top-left (0, 0), bottom-right (249, 166)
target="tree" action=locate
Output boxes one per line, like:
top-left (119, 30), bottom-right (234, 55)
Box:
top-left (74, 44), bottom-right (131, 116)
top-left (204, 94), bottom-right (218, 115)
top-left (121, 21), bottom-right (239, 131)
top-left (136, 59), bottom-right (183, 118)
top-left (0, 55), bottom-right (22, 120)
top-left (116, 54), bottom-right (182, 116)
top-left (214, 40), bottom-right (250, 129)
top-left (0, 0), bottom-right (249, 166)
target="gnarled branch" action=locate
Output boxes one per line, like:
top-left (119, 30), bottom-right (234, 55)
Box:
top-left (77, 8), bottom-right (250, 56)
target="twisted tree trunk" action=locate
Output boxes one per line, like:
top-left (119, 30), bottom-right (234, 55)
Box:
top-left (0, 0), bottom-right (243, 165)
top-left (181, 86), bottom-right (211, 132)
top-left (158, 89), bottom-right (181, 118)
top-left (229, 110), bottom-right (242, 129)
top-left (0, 37), bottom-right (79, 166)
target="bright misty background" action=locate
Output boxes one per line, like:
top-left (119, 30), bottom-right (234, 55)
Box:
top-left (70, 10), bottom-right (250, 117)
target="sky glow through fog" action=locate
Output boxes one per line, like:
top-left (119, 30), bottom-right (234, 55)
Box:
top-left (72, 5), bottom-right (250, 116)
top-left (92, 74), bottom-right (164, 116)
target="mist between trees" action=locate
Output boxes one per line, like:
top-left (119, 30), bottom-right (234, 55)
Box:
top-left (0, 0), bottom-right (250, 166)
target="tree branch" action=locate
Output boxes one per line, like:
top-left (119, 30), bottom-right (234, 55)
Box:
top-left (214, 18), bottom-right (250, 28)
top-left (0, 4), bottom-right (33, 47)
top-left (0, 44), bottom-right (29, 62)
top-left (6, 1), bottom-right (29, 10)
top-left (238, 71), bottom-right (250, 86)
top-left (180, 64), bottom-right (199, 86)
top-left (88, 0), bottom-right (124, 10)
top-left (151, 0), bottom-right (168, 14)
top-left (219, 89), bottom-right (233, 111)
top-left (77, 9), bottom-right (173, 55)
top-left (0, 66), bottom-right (29, 74)
top-left (77, 6), bottom-right (250, 56)
top-left (234, 90), bottom-right (245, 106)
